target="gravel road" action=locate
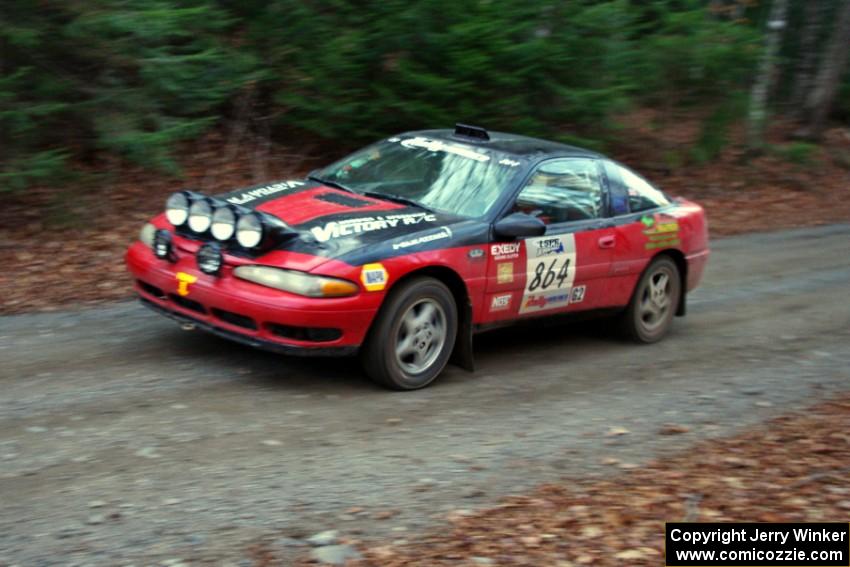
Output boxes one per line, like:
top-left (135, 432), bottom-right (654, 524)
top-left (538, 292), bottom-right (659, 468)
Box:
top-left (2, 225), bottom-right (849, 566)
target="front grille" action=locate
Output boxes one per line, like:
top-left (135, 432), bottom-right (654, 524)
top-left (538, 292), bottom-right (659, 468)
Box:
top-left (169, 294), bottom-right (207, 314)
top-left (138, 280), bottom-right (166, 299)
top-left (212, 308), bottom-right (257, 330)
top-left (267, 324), bottom-right (342, 343)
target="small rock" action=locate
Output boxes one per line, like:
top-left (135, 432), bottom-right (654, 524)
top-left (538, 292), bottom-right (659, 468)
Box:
top-left (275, 536), bottom-right (306, 548)
top-left (311, 544), bottom-right (361, 565)
top-left (463, 488), bottom-right (486, 498)
top-left (261, 439), bottom-right (282, 447)
top-left (163, 498), bottom-right (182, 506)
top-left (170, 404), bottom-right (188, 410)
top-left (88, 500), bottom-right (107, 509)
top-left (659, 423), bottom-right (690, 435)
top-left (25, 426), bottom-right (48, 433)
top-left (600, 457), bottom-right (620, 466)
top-left (385, 418), bottom-right (403, 425)
top-left (134, 447), bottom-right (160, 459)
top-left (606, 426), bottom-right (630, 437)
top-left (472, 557), bottom-right (494, 565)
top-left (615, 549), bottom-right (647, 560)
top-left (87, 514), bottom-right (105, 525)
top-left (755, 401), bottom-right (774, 408)
top-left (372, 509), bottom-right (400, 520)
top-left (307, 530), bottom-right (338, 547)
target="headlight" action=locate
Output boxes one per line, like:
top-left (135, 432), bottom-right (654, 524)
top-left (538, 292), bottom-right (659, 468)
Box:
top-left (211, 206), bottom-right (237, 241)
top-left (188, 199), bottom-right (213, 233)
top-left (234, 266), bottom-right (359, 297)
top-left (236, 213), bottom-right (264, 248)
top-left (165, 192), bottom-right (190, 226)
top-left (139, 223), bottom-right (156, 247)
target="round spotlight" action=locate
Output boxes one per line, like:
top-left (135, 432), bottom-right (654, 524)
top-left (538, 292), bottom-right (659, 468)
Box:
top-left (236, 213), bottom-right (264, 248)
top-left (211, 206), bottom-right (237, 241)
top-left (165, 192), bottom-right (190, 226)
top-left (153, 229), bottom-right (174, 261)
top-left (188, 199), bottom-right (213, 233)
top-left (197, 242), bottom-right (223, 275)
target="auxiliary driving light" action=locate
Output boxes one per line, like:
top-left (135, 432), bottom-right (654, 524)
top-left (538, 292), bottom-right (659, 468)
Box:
top-left (211, 205), bottom-right (237, 241)
top-left (165, 192), bottom-right (190, 226)
top-left (153, 229), bottom-right (174, 261)
top-left (197, 242), bottom-right (223, 275)
top-left (188, 199), bottom-right (213, 233)
top-left (236, 212), bottom-right (264, 248)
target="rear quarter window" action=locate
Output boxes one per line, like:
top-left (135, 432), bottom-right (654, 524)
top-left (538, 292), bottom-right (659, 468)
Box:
top-left (615, 163), bottom-right (670, 213)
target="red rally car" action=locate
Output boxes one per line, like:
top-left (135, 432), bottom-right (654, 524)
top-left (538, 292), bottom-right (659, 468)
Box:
top-left (126, 124), bottom-right (709, 390)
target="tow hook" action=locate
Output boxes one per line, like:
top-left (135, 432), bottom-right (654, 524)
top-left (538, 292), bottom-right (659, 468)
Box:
top-left (181, 323), bottom-right (196, 332)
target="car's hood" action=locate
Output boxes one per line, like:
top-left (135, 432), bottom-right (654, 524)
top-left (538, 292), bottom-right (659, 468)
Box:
top-left (217, 179), bottom-right (482, 267)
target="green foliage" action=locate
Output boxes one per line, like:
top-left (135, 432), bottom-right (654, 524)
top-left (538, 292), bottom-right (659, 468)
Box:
top-left (1, 0), bottom-right (257, 191)
top-left (770, 142), bottom-right (818, 165)
top-left (2, 0), bottom-right (809, 194)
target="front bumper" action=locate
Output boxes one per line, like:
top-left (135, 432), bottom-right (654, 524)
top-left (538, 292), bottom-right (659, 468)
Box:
top-left (126, 241), bottom-right (379, 355)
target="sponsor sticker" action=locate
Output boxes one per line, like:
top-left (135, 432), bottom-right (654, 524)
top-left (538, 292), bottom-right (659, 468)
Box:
top-left (519, 234), bottom-right (577, 314)
top-left (571, 285), bottom-right (586, 303)
top-left (392, 227), bottom-right (452, 250)
top-left (490, 294), bottom-right (512, 312)
top-left (360, 263), bottom-right (388, 292)
top-left (175, 272), bottom-right (198, 297)
top-left (226, 180), bottom-right (304, 205)
top-left (491, 242), bottom-right (521, 260)
top-left (311, 212), bottom-right (437, 243)
top-left (497, 263), bottom-right (514, 284)
top-left (642, 214), bottom-right (681, 250)
top-left (467, 248), bottom-right (485, 260)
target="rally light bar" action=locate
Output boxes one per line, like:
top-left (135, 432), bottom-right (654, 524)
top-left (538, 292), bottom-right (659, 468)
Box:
top-left (163, 190), bottom-right (298, 252)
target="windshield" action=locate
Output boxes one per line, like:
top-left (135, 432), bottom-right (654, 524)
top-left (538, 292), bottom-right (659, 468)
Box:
top-left (316, 136), bottom-right (524, 218)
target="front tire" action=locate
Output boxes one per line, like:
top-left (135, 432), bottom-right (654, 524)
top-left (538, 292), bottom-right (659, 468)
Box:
top-left (620, 256), bottom-right (681, 343)
top-left (361, 277), bottom-right (457, 390)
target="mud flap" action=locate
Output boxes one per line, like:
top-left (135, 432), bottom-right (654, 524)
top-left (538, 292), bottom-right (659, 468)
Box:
top-left (450, 300), bottom-right (475, 372)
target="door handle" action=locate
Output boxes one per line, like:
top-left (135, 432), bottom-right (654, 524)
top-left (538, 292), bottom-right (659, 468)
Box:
top-left (598, 235), bottom-right (616, 249)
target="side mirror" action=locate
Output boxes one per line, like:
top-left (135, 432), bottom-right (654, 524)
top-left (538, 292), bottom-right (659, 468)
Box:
top-left (494, 212), bottom-right (546, 239)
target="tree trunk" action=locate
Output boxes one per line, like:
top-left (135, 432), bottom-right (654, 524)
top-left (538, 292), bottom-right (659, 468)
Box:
top-left (791, 0), bottom-right (825, 112)
top-left (747, 0), bottom-right (790, 151)
top-left (800, 0), bottom-right (850, 140)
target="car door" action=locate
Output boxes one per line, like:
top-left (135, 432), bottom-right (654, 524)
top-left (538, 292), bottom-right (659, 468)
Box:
top-left (484, 158), bottom-right (616, 322)
top-left (600, 160), bottom-right (678, 307)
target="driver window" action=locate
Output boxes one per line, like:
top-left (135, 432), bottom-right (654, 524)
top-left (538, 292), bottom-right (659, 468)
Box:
top-left (512, 159), bottom-right (603, 224)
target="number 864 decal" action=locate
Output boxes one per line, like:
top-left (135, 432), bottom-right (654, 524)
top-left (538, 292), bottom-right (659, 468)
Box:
top-left (520, 234), bottom-right (584, 314)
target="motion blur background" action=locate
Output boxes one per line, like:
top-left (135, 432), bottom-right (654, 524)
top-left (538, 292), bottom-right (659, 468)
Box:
top-left (2, 2), bottom-right (850, 565)
top-left (2, 0), bottom-right (850, 311)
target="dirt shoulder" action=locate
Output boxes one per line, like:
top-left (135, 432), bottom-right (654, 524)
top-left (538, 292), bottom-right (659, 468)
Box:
top-left (282, 395), bottom-right (850, 566)
top-left (1, 126), bottom-right (849, 315)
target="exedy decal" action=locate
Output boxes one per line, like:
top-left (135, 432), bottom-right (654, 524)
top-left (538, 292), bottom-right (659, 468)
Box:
top-left (491, 242), bottom-right (521, 260)
top-left (226, 180), bottom-right (305, 205)
top-left (392, 227), bottom-right (452, 250)
top-left (310, 212), bottom-right (437, 243)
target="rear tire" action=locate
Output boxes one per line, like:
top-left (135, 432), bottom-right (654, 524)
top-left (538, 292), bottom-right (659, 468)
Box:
top-left (620, 256), bottom-right (681, 343)
top-left (361, 277), bottom-right (457, 390)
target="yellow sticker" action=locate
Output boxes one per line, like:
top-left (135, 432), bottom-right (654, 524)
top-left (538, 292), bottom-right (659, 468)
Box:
top-left (176, 272), bottom-right (198, 297)
top-left (497, 262), bottom-right (514, 284)
top-left (360, 263), bottom-right (388, 292)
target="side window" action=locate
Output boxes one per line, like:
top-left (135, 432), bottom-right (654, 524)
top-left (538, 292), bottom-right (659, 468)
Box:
top-left (512, 159), bottom-right (603, 225)
top-left (602, 160), bottom-right (629, 216)
top-left (616, 164), bottom-right (670, 213)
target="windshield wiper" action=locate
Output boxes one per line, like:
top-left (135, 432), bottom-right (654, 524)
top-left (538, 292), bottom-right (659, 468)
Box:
top-left (307, 175), bottom-right (356, 194)
top-left (361, 191), bottom-right (436, 213)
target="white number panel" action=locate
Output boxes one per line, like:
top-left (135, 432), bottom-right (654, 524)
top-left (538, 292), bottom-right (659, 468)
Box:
top-left (519, 234), bottom-right (578, 314)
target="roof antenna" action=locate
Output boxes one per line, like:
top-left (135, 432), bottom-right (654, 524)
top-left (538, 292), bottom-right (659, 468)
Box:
top-left (454, 123), bottom-right (490, 141)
